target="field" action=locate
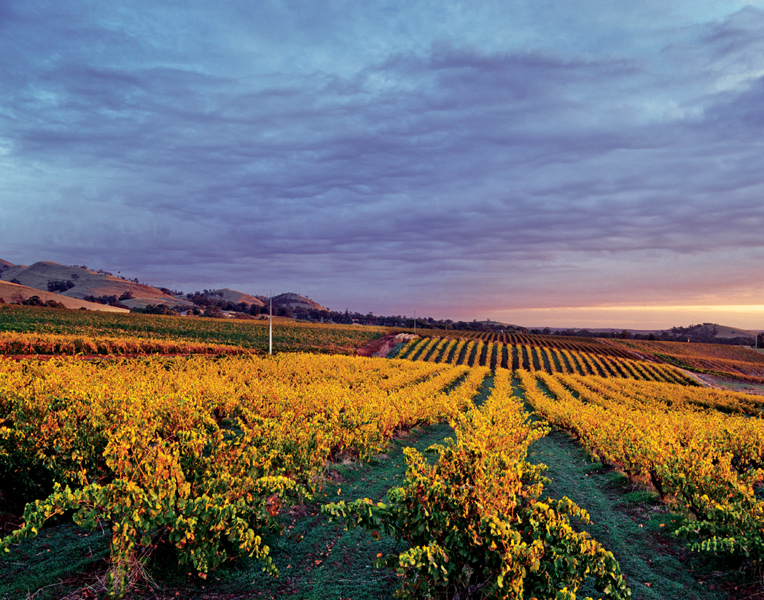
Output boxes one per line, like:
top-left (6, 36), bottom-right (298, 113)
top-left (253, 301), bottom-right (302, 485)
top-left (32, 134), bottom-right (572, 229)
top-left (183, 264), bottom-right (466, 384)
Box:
top-left (612, 338), bottom-right (764, 384)
top-left (2, 307), bottom-right (764, 599)
top-left (393, 335), bottom-right (694, 384)
top-left (0, 305), bottom-right (387, 355)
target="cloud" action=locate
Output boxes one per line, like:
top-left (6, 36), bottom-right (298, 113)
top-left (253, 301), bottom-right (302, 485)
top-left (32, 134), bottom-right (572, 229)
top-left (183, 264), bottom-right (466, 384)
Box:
top-left (1, 2), bottom-right (764, 322)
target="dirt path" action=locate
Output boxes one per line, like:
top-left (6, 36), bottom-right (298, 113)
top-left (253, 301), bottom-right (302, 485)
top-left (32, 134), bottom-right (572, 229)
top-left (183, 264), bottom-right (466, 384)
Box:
top-left (356, 333), bottom-right (416, 358)
top-left (680, 368), bottom-right (718, 388)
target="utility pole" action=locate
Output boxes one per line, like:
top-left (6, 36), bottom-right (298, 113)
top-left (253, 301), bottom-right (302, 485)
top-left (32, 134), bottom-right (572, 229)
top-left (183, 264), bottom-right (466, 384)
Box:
top-left (269, 291), bottom-right (273, 356)
top-left (414, 310), bottom-right (417, 335)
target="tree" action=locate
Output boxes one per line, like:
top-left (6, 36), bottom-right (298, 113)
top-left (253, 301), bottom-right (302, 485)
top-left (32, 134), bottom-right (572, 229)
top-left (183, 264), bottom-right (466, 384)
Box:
top-left (47, 280), bottom-right (75, 293)
top-left (203, 306), bottom-right (224, 318)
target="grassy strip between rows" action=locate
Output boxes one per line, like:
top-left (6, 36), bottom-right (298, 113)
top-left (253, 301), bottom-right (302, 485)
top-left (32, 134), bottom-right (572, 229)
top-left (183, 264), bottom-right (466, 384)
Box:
top-left (515, 376), bottom-right (753, 600)
top-left (528, 432), bottom-right (730, 600)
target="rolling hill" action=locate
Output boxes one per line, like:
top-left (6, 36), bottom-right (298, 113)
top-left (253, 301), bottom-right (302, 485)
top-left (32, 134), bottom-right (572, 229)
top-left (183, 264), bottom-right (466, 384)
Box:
top-left (206, 288), bottom-right (265, 307)
top-left (0, 261), bottom-right (194, 310)
top-left (259, 292), bottom-right (329, 312)
top-left (0, 280), bottom-right (129, 312)
top-left (0, 259), bottom-right (329, 314)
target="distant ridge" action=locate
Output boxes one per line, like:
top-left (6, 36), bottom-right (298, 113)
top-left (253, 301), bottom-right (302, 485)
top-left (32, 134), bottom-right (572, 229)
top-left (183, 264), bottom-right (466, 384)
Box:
top-left (475, 319), bottom-right (525, 330)
top-left (208, 288), bottom-right (265, 307)
top-left (539, 323), bottom-right (758, 343)
top-left (260, 292), bottom-right (328, 312)
top-left (0, 260), bottom-right (193, 310)
top-left (0, 280), bottom-right (129, 312)
top-left (0, 258), bottom-right (329, 314)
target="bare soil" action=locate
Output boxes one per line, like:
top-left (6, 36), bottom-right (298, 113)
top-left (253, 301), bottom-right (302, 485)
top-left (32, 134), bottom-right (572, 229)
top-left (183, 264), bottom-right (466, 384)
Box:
top-left (356, 333), bottom-right (415, 358)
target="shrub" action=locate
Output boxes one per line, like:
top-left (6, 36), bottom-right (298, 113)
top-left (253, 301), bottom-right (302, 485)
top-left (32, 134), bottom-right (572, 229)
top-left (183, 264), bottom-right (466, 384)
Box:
top-left (44, 299), bottom-right (67, 308)
top-left (47, 279), bottom-right (75, 293)
top-left (21, 295), bottom-right (44, 306)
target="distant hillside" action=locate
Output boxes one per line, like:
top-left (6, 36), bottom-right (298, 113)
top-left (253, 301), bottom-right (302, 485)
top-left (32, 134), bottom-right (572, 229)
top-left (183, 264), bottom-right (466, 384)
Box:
top-left (260, 293), bottom-right (329, 312)
top-left (475, 320), bottom-right (526, 331)
top-left (661, 322), bottom-right (756, 343)
top-left (0, 261), bottom-right (194, 310)
top-left (0, 258), bottom-right (332, 316)
top-left (208, 289), bottom-right (265, 307)
top-left (0, 280), bottom-right (129, 312)
top-left (539, 322), bottom-right (757, 343)
top-left (712, 324), bottom-right (757, 339)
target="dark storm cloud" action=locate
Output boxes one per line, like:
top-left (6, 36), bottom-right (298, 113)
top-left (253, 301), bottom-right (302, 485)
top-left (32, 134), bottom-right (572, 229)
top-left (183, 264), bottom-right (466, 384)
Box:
top-left (1, 1), bottom-right (764, 318)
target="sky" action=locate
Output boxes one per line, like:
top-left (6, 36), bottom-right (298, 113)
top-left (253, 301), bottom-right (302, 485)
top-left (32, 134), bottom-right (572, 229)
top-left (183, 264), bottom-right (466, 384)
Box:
top-left (1, 1), bottom-right (763, 329)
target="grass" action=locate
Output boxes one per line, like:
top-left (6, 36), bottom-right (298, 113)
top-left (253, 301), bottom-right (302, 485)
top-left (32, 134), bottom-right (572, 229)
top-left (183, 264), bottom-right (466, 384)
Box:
top-left (528, 430), bottom-right (731, 600)
top-left (0, 522), bottom-right (110, 600)
top-left (714, 380), bottom-right (764, 395)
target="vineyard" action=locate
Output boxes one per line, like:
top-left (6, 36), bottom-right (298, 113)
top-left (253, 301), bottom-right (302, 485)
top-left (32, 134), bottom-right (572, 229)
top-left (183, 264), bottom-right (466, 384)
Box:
top-left (0, 305), bottom-right (386, 355)
top-left (2, 307), bottom-right (764, 598)
top-left (408, 330), bottom-right (637, 357)
top-left (517, 370), bottom-right (764, 568)
top-left (0, 354), bottom-right (635, 599)
top-left (612, 338), bottom-right (764, 383)
top-left (394, 335), bottom-right (694, 384)
top-left (0, 354), bottom-right (490, 597)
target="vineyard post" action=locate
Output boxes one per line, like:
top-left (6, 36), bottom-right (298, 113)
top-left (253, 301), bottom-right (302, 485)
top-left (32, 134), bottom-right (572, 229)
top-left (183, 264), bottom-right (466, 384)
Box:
top-left (269, 291), bottom-right (272, 356)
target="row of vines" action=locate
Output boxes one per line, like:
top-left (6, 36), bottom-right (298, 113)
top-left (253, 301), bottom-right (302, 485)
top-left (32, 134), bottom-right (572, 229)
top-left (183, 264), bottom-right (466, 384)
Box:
top-left (413, 330), bottom-right (634, 356)
top-left (324, 369), bottom-right (631, 599)
top-left (518, 370), bottom-right (764, 565)
top-left (0, 331), bottom-right (250, 357)
top-left (0, 354), bottom-right (488, 596)
top-left (396, 336), bottom-right (694, 384)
